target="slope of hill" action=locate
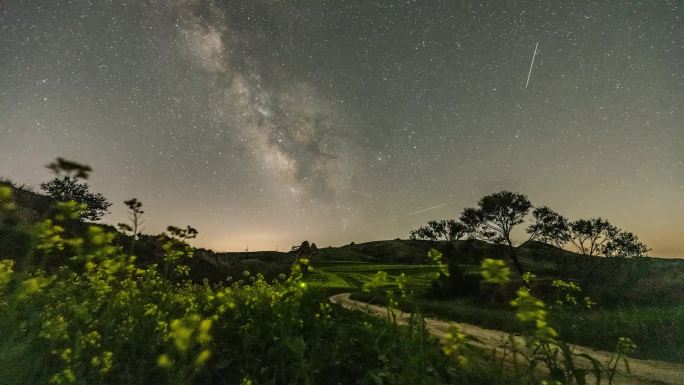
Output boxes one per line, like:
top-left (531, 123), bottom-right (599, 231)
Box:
top-left (319, 238), bottom-right (684, 307)
top-left (3, 178), bottom-right (684, 365)
top-left (0, 179), bottom-right (296, 282)
top-left (4, 178), bottom-right (684, 308)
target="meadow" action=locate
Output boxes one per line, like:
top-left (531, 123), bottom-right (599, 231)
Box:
top-left (2, 175), bottom-right (683, 384)
top-left (350, 292), bottom-right (684, 363)
top-left (319, 252), bottom-right (684, 363)
top-left (0, 181), bottom-right (523, 385)
top-left (306, 262), bottom-right (441, 290)
top-left (297, 238), bottom-right (684, 363)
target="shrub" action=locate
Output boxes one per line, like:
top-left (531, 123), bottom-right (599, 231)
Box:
top-left (480, 259), bottom-right (636, 385)
top-left (40, 177), bottom-right (111, 221)
top-left (430, 263), bottom-right (480, 299)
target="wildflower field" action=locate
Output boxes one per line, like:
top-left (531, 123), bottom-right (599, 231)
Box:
top-left (1, 178), bottom-right (679, 384)
top-left (0, 185), bottom-right (520, 385)
top-left (311, 253), bottom-right (684, 363)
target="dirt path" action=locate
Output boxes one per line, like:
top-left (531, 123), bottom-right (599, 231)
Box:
top-left (330, 293), bottom-right (684, 385)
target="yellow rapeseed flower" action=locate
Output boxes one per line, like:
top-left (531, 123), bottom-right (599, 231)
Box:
top-left (157, 354), bottom-right (173, 368)
top-left (169, 320), bottom-right (193, 352)
top-left (0, 259), bottom-right (14, 289)
top-left (194, 349), bottom-right (212, 368)
top-left (100, 351), bottom-right (113, 374)
top-left (480, 259), bottom-right (510, 284)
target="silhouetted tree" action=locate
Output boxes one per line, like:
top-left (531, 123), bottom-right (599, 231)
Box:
top-left (299, 241), bottom-right (311, 254)
top-left (567, 218), bottom-right (618, 257)
top-left (166, 225), bottom-right (198, 240)
top-left (461, 191), bottom-right (536, 277)
top-left (427, 220), bottom-right (447, 239)
top-left (603, 231), bottom-right (649, 258)
top-left (46, 157), bottom-right (93, 179)
top-left (445, 220), bottom-right (467, 241)
top-left (410, 219), bottom-right (466, 241)
top-left (526, 206), bottom-right (570, 249)
top-left (409, 226), bottom-right (437, 241)
top-left (40, 177), bottom-right (111, 221)
top-left (410, 225), bottom-right (437, 241)
top-left (290, 240), bottom-right (312, 255)
top-left (430, 242), bottom-right (481, 298)
top-left (123, 198), bottom-right (145, 238)
top-left (532, 213), bottom-right (649, 259)
top-left (40, 158), bottom-right (111, 221)
top-left (117, 222), bottom-right (133, 235)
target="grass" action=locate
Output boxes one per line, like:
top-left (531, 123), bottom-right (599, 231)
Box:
top-left (311, 254), bottom-right (684, 362)
top-left (1, 184), bottom-right (524, 385)
top-left (4, 177), bottom-right (684, 384)
top-left (351, 292), bottom-right (684, 362)
top-left (307, 261), bottom-right (441, 290)
top-left (553, 306), bottom-right (684, 362)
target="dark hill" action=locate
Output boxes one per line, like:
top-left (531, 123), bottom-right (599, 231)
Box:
top-left (0, 179), bottom-right (295, 282)
top-left (3, 178), bottom-right (684, 306)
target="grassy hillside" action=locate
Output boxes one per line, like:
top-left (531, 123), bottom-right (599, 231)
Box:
top-left (0, 180), bottom-right (297, 282)
top-left (8, 175), bottom-right (682, 306)
top-left (0, 179), bottom-right (531, 385)
top-left (307, 262), bottom-right (441, 291)
top-left (4, 178), bottom-right (684, 365)
top-left (311, 237), bottom-right (684, 307)
top-left (4, 177), bottom-right (683, 308)
top-left (319, 238), bottom-right (512, 264)
top-left (314, 238), bottom-right (584, 269)
top-left (325, 240), bottom-right (684, 362)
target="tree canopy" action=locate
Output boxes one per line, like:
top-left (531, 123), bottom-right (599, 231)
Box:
top-left (460, 191), bottom-right (536, 276)
top-left (123, 198), bottom-right (145, 238)
top-left (40, 177), bottom-right (112, 221)
top-left (410, 219), bottom-right (467, 241)
top-left (409, 191), bottom-right (650, 278)
top-left (530, 212), bottom-right (649, 259)
top-left (45, 157), bottom-right (93, 180)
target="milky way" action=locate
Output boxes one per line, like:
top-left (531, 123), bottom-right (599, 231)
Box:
top-left (174, 0), bottom-right (356, 201)
top-left (1, 1), bottom-right (682, 256)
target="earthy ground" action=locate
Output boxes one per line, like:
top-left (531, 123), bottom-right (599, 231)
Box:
top-left (330, 293), bottom-right (684, 385)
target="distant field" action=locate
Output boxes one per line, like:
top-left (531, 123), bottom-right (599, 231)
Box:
top-left (307, 262), bottom-right (443, 290)
top-left (313, 257), bottom-right (684, 363)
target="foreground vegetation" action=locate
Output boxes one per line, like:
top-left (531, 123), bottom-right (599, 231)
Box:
top-left (1, 159), bottom-right (680, 384)
top-left (0, 180), bottom-right (520, 384)
top-left (351, 293), bottom-right (684, 363)
top-left (310, 244), bottom-right (684, 363)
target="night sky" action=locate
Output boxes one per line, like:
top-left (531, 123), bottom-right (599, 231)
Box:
top-left (1, 1), bottom-right (682, 256)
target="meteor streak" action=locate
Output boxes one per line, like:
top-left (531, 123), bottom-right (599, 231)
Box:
top-left (408, 203), bottom-right (447, 216)
top-left (525, 41), bottom-right (538, 88)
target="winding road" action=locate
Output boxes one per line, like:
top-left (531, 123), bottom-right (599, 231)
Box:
top-left (330, 293), bottom-right (684, 385)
